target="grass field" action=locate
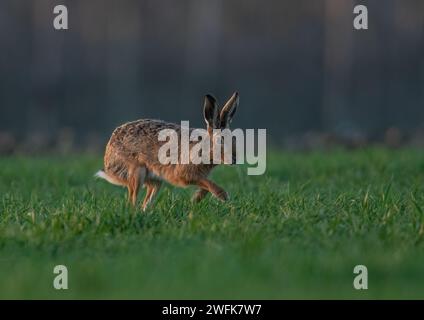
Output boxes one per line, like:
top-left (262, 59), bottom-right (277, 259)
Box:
top-left (1, 148), bottom-right (424, 299)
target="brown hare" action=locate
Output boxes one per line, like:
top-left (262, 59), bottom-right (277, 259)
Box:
top-left (95, 92), bottom-right (239, 211)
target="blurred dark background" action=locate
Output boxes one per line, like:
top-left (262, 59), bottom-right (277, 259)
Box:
top-left (1, 0), bottom-right (424, 153)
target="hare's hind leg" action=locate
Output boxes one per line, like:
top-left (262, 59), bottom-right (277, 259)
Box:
top-left (142, 179), bottom-right (162, 211)
top-left (127, 166), bottom-right (146, 206)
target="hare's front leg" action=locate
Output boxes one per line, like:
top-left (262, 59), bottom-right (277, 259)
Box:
top-left (192, 189), bottom-right (209, 203)
top-left (196, 178), bottom-right (228, 202)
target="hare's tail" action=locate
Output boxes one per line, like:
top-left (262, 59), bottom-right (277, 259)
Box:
top-left (94, 169), bottom-right (127, 187)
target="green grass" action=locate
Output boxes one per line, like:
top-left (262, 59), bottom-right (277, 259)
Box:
top-left (1, 148), bottom-right (424, 299)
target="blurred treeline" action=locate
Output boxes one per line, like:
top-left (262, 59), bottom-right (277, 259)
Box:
top-left (1, 0), bottom-right (424, 154)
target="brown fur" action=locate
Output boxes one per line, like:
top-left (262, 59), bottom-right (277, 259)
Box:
top-left (98, 92), bottom-right (239, 211)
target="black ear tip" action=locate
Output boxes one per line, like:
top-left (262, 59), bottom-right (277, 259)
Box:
top-left (205, 94), bottom-right (216, 102)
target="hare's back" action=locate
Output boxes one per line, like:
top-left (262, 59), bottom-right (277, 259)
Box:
top-left (107, 119), bottom-right (180, 160)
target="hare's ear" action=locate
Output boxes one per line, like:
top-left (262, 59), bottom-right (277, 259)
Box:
top-left (203, 94), bottom-right (218, 133)
top-left (220, 92), bottom-right (239, 128)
